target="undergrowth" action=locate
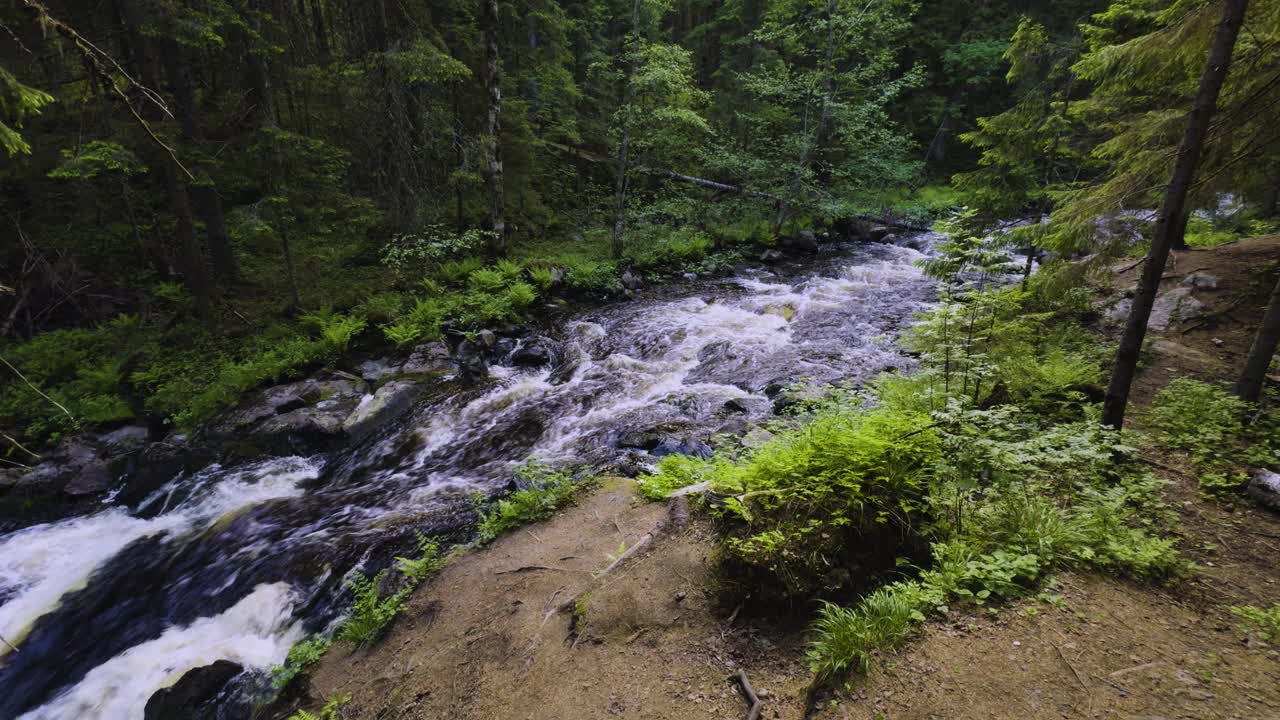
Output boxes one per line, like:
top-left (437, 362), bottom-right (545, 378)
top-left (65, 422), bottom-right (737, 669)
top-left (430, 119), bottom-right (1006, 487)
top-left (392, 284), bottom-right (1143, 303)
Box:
top-left (476, 461), bottom-right (594, 544)
top-left (638, 225), bottom-right (1194, 687)
top-left (1232, 603), bottom-right (1280, 652)
top-left (1144, 378), bottom-right (1279, 497)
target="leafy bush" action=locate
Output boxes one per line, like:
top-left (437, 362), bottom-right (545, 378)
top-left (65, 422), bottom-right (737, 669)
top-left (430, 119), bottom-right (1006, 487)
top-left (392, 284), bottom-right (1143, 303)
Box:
top-left (271, 635), bottom-right (333, 689)
top-left (808, 591), bottom-right (919, 680)
top-left (476, 462), bottom-right (592, 544)
top-left (336, 570), bottom-right (409, 647)
top-left (1232, 604), bottom-right (1280, 649)
top-left (396, 534), bottom-right (447, 583)
top-left (1145, 378), bottom-right (1276, 497)
top-left (286, 694), bottom-right (349, 720)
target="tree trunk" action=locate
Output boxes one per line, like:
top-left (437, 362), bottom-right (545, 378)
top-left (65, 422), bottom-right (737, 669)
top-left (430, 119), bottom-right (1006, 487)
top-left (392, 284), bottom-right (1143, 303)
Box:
top-left (1101, 0), bottom-right (1249, 429)
top-left (1261, 157), bottom-right (1280, 218)
top-left (610, 0), bottom-right (642, 260)
top-left (1234, 273), bottom-right (1280, 402)
top-left (118, 0), bottom-right (213, 316)
top-left (482, 0), bottom-right (506, 257)
top-left (159, 40), bottom-right (238, 283)
top-left (773, 0), bottom-right (837, 236)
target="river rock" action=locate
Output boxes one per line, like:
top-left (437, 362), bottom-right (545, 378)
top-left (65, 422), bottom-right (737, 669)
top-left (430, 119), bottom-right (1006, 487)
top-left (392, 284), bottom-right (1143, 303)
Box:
top-left (343, 381), bottom-right (418, 443)
top-left (401, 341), bottom-right (451, 376)
top-left (1246, 469), bottom-right (1280, 512)
top-left (1183, 272), bottom-right (1219, 290)
top-left (758, 249), bottom-right (784, 263)
top-left (143, 660), bottom-right (244, 720)
top-left (452, 339), bottom-right (489, 384)
top-left (477, 329), bottom-right (498, 348)
top-left (784, 231), bottom-right (820, 254)
top-left (98, 425), bottom-right (151, 455)
top-left (118, 437), bottom-right (207, 507)
top-left (621, 268), bottom-right (644, 291)
top-left (358, 358), bottom-right (402, 382)
top-left (867, 224), bottom-right (892, 242)
top-left (652, 436), bottom-right (713, 460)
top-left (720, 397), bottom-right (771, 415)
top-left (510, 336), bottom-right (562, 367)
top-left (1104, 286), bottom-right (1205, 331)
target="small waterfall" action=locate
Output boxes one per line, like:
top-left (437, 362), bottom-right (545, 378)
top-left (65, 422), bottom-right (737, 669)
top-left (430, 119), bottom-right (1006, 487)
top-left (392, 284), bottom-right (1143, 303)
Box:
top-left (0, 235), bottom-right (939, 718)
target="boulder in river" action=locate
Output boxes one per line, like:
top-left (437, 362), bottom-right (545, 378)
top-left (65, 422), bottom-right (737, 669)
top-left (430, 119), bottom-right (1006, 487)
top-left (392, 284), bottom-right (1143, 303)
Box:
top-left (621, 268), bottom-right (644, 292)
top-left (401, 341), bottom-right (451, 376)
top-left (510, 336), bottom-right (562, 367)
top-left (783, 230), bottom-right (820, 254)
top-left (343, 380), bottom-right (418, 443)
top-left (143, 660), bottom-right (243, 720)
top-left (652, 436), bottom-right (714, 460)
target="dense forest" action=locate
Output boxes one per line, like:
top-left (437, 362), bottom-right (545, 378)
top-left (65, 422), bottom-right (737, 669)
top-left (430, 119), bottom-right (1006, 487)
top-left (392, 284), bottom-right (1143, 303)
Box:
top-left (3, 1), bottom-right (1280, 718)
top-left (0, 0), bottom-right (1202, 446)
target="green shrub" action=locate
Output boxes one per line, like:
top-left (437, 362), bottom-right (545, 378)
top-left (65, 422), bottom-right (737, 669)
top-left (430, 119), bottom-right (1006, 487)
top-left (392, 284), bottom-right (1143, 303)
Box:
top-left (1232, 604), bottom-right (1280, 649)
top-left (808, 590), bottom-right (919, 680)
top-left (1145, 378), bottom-right (1275, 497)
top-left (286, 694), bottom-right (349, 720)
top-left (336, 570), bottom-right (409, 647)
top-left (396, 534), bottom-right (447, 583)
top-left (476, 462), bottom-right (592, 544)
top-left (271, 635), bottom-right (332, 689)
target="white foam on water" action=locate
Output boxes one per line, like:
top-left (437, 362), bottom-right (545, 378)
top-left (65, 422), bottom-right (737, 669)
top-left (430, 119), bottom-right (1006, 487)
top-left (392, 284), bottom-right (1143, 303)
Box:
top-left (0, 457), bottom-right (317, 661)
top-left (18, 582), bottom-right (302, 720)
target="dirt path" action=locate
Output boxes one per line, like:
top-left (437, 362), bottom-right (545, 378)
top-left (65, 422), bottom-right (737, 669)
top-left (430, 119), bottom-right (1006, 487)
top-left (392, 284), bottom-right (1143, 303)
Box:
top-left (291, 237), bottom-right (1280, 720)
top-left (298, 477), bottom-right (811, 720)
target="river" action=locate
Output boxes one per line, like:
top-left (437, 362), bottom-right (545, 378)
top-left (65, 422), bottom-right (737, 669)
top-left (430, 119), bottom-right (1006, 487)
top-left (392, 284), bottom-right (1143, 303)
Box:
top-left (0, 233), bottom-right (938, 719)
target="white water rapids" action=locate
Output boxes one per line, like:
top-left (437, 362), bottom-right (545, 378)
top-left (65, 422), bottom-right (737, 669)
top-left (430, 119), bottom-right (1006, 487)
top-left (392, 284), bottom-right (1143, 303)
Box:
top-left (0, 236), bottom-right (937, 719)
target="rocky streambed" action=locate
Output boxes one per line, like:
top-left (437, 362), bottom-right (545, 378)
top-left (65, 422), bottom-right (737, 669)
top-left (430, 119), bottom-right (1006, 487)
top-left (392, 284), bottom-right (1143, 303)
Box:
top-left (0, 231), bottom-right (941, 719)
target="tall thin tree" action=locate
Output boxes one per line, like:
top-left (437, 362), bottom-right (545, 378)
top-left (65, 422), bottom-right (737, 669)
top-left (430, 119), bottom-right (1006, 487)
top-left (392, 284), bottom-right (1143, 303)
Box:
top-left (1234, 273), bottom-right (1280, 403)
top-left (611, 0), bottom-right (642, 260)
top-left (482, 0), bottom-right (506, 257)
top-left (1101, 0), bottom-right (1250, 429)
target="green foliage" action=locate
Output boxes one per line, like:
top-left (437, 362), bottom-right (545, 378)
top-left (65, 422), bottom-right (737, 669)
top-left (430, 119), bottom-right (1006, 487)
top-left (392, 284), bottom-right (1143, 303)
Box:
top-left (808, 591), bottom-right (919, 680)
top-left (0, 67), bottom-right (54, 156)
top-left (286, 694), bottom-right (349, 720)
top-left (1232, 604), bottom-right (1280, 650)
top-left (1145, 379), bottom-right (1277, 497)
top-left (270, 635), bottom-right (333, 689)
top-left (336, 570), bottom-right (409, 647)
top-left (395, 534), bottom-right (447, 583)
top-left (476, 462), bottom-right (592, 544)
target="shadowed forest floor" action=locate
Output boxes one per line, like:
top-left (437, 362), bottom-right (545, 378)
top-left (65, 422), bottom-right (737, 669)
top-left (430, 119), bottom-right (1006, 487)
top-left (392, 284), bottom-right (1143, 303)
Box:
top-left (291, 238), bottom-right (1280, 720)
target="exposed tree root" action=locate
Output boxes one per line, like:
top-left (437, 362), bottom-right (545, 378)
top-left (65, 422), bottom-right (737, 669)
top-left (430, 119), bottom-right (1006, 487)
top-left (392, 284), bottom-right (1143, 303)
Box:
top-left (548, 496), bottom-right (689, 623)
top-left (729, 669), bottom-right (764, 720)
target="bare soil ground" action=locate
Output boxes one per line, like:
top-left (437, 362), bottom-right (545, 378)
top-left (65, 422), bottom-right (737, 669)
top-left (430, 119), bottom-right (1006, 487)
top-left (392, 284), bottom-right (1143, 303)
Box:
top-left (294, 237), bottom-right (1280, 720)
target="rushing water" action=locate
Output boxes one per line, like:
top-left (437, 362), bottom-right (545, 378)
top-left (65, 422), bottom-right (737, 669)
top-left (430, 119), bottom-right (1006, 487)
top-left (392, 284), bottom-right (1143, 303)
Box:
top-left (0, 235), bottom-right (938, 719)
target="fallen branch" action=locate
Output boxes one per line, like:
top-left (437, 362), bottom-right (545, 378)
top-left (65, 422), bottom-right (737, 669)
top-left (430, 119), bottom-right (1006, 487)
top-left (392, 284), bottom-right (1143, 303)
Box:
top-left (0, 354), bottom-right (75, 423)
top-left (728, 669), bottom-right (764, 720)
top-left (1117, 256), bottom-right (1148, 274)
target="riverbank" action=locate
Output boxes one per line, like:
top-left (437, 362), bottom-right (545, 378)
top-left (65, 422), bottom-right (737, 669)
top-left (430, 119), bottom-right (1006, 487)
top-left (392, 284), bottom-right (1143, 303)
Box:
top-left (283, 236), bottom-right (1280, 720)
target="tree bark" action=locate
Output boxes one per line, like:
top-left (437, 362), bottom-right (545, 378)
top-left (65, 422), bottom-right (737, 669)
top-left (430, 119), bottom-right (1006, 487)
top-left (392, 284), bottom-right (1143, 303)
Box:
top-left (1234, 273), bottom-right (1280, 402)
top-left (1101, 0), bottom-right (1249, 429)
top-left (159, 40), bottom-right (238, 284)
top-left (482, 0), bottom-right (506, 257)
top-left (1261, 157), bottom-right (1280, 218)
top-left (610, 0), bottom-right (642, 260)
